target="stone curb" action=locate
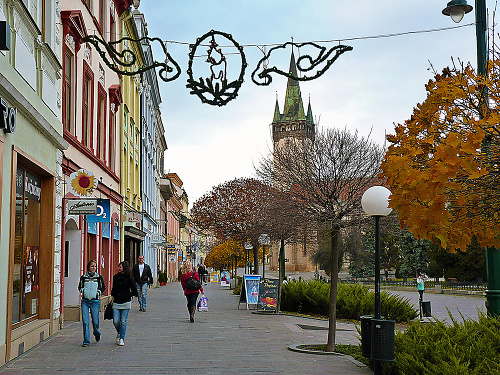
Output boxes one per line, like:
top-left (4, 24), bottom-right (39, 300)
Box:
top-left (288, 343), bottom-right (368, 368)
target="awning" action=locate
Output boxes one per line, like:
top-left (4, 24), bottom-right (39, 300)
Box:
top-left (124, 226), bottom-right (146, 241)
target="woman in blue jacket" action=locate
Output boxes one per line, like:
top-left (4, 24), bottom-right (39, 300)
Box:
top-left (78, 260), bottom-right (105, 347)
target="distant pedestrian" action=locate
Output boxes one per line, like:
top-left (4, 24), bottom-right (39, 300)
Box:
top-left (197, 264), bottom-right (206, 285)
top-left (132, 255), bottom-right (153, 312)
top-left (180, 260), bottom-right (203, 322)
top-left (417, 272), bottom-right (428, 300)
top-left (78, 260), bottom-right (105, 347)
top-left (111, 261), bottom-right (137, 346)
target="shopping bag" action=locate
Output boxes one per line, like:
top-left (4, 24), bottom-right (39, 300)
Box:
top-left (197, 294), bottom-right (208, 311)
top-left (104, 300), bottom-right (113, 320)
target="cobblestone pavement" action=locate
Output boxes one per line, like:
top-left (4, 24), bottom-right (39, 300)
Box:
top-left (0, 281), bottom-right (372, 375)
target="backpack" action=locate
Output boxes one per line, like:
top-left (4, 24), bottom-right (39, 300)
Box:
top-left (186, 272), bottom-right (202, 290)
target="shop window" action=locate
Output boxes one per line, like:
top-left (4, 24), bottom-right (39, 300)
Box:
top-left (12, 167), bottom-right (41, 325)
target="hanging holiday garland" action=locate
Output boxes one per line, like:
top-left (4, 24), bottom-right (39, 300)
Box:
top-left (81, 35), bottom-right (181, 82)
top-left (83, 31), bottom-right (352, 106)
top-left (186, 30), bottom-right (247, 106)
top-left (251, 42), bottom-right (353, 86)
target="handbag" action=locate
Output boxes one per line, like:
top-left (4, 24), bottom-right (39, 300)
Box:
top-left (198, 294), bottom-right (208, 311)
top-left (186, 273), bottom-right (202, 290)
top-left (103, 299), bottom-right (113, 320)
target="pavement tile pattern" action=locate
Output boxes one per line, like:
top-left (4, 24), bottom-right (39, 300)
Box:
top-left (0, 281), bottom-right (371, 375)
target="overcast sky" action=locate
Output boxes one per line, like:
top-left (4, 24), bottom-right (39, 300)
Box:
top-left (138, 0), bottom-right (485, 206)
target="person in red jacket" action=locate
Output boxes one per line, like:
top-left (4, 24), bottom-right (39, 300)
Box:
top-left (180, 260), bottom-right (203, 322)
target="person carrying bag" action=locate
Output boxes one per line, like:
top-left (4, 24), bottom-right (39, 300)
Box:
top-left (180, 260), bottom-right (204, 322)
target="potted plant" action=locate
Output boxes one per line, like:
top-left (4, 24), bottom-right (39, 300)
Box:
top-left (158, 271), bottom-right (167, 286)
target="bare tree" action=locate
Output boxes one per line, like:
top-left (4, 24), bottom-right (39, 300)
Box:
top-left (191, 178), bottom-right (274, 271)
top-left (256, 127), bottom-right (384, 351)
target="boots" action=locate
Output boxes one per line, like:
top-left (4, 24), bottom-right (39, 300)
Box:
top-left (189, 306), bottom-right (196, 322)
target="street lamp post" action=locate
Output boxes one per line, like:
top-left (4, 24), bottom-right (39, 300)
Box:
top-left (258, 234), bottom-right (270, 279)
top-left (442, 0), bottom-right (500, 317)
top-left (244, 241), bottom-right (253, 274)
top-left (361, 186), bottom-right (393, 375)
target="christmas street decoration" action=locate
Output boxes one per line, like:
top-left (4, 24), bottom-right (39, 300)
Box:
top-left (83, 30), bottom-right (352, 106)
top-left (81, 35), bottom-right (181, 82)
top-left (186, 30), bottom-right (247, 106)
top-left (251, 42), bottom-right (353, 86)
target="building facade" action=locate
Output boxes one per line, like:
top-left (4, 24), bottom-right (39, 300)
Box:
top-left (0, 0), bottom-right (68, 364)
top-left (134, 5), bottom-right (163, 282)
top-left (59, 0), bottom-right (127, 320)
top-left (120, 2), bottom-right (144, 266)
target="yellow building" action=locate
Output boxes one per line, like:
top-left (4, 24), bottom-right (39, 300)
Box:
top-left (120, 8), bottom-right (144, 264)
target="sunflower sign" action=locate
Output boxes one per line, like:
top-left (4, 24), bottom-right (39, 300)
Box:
top-left (69, 169), bottom-right (97, 197)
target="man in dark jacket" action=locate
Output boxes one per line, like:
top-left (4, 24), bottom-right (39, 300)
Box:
top-left (132, 255), bottom-right (153, 311)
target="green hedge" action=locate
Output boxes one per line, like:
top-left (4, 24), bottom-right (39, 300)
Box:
top-left (281, 280), bottom-right (417, 323)
top-left (383, 312), bottom-right (500, 374)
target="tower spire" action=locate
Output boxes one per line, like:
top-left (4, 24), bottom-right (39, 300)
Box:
top-left (306, 95), bottom-right (313, 123)
top-left (283, 51), bottom-right (305, 121)
top-left (273, 93), bottom-right (281, 123)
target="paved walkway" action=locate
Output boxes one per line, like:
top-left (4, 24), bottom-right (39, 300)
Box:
top-left (0, 282), bottom-right (371, 375)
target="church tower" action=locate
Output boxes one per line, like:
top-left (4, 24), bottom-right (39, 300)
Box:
top-left (272, 51), bottom-right (315, 148)
top-left (269, 51), bottom-right (318, 274)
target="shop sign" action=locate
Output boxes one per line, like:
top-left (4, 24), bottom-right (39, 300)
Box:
top-left (113, 222), bottom-right (120, 240)
top-left (126, 211), bottom-right (142, 222)
top-left (87, 221), bottom-right (98, 235)
top-left (102, 222), bottom-right (111, 238)
top-left (0, 97), bottom-right (16, 133)
top-left (87, 199), bottom-right (110, 223)
top-left (68, 198), bottom-right (98, 215)
top-left (151, 233), bottom-right (161, 243)
top-left (24, 171), bottom-right (41, 202)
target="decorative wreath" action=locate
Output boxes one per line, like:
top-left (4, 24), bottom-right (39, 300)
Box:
top-left (186, 30), bottom-right (247, 106)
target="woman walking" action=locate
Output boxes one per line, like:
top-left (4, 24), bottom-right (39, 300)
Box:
top-left (111, 261), bottom-right (137, 346)
top-left (78, 260), bottom-right (105, 347)
top-left (180, 260), bottom-right (203, 322)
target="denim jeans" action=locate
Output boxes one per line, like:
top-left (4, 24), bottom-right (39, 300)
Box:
top-left (81, 299), bottom-right (101, 345)
top-left (113, 308), bottom-right (130, 340)
top-left (136, 283), bottom-right (148, 309)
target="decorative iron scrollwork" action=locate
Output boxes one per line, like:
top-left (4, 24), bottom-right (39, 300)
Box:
top-left (251, 42), bottom-right (353, 86)
top-left (186, 30), bottom-right (247, 106)
top-left (81, 35), bottom-right (181, 82)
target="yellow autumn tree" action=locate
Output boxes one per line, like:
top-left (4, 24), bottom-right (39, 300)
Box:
top-left (205, 238), bottom-right (245, 270)
top-left (381, 61), bottom-right (500, 251)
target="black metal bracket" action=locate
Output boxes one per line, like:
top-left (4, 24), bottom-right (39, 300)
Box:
top-left (81, 35), bottom-right (181, 82)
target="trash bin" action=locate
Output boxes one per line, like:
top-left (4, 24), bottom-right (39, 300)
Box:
top-left (371, 319), bottom-right (395, 362)
top-left (421, 301), bottom-right (431, 317)
top-left (360, 315), bottom-right (374, 358)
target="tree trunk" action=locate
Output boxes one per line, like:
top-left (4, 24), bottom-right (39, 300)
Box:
top-left (326, 228), bottom-right (341, 352)
top-left (253, 246), bottom-right (259, 275)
